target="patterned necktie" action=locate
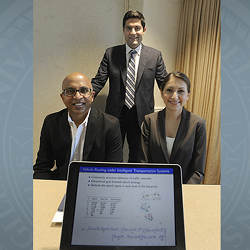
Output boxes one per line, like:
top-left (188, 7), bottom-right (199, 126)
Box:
top-left (125, 50), bottom-right (137, 109)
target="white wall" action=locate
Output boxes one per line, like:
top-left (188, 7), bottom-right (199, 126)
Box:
top-left (33, 0), bottom-right (181, 161)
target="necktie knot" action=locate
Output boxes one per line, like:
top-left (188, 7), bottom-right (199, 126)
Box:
top-left (130, 50), bottom-right (137, 58)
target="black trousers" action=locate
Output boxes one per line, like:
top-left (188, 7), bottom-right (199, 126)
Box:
top-left (119, 105), bottom-right (141, 163)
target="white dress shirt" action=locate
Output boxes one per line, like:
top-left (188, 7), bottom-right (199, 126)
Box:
top-left (68, 109), bottom-right (91, 162)
top-left (166, 136), bottom-right (175, 157)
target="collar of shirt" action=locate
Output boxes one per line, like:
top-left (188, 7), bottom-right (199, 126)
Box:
top-left (125, 43), bottom-right (142, 57)
top-left (67, 108), bottom-right (91, 129)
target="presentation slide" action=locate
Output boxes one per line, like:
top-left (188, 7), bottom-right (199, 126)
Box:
top-left (71, 167), bottom-right (175, 246)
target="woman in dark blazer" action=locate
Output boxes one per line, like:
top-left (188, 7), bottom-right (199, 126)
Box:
top-left (139, 72), bottom-right (206, 184)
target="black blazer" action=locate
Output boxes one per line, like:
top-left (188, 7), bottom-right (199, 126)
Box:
top-left (33, 108), bottom-right (123, 180)
top-left (91, 44), bottom-right (167, 125)
top-left (139, 108), bottom-right (206, 184)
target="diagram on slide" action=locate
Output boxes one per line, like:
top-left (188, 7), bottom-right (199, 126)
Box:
top-left (140, 192), bottom-right (161, 222)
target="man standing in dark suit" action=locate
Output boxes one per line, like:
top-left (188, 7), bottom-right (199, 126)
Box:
top-left (92, 10), bottom-right (167, 162)
top-left (33, 72), bottom-right (123, 180)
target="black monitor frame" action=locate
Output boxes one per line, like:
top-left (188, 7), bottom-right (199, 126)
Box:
top-left (60, 161), bottom-right (185, 250)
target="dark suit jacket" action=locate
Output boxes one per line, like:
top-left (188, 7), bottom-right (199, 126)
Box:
top-left (91, 44), bottom-right (167, 126)
top-left (139, 108), bottom-right (206, 184)
top-left (33, 108), bottom-right (123, 180)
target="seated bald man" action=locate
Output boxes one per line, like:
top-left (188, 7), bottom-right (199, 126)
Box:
top-left (33, 72), bottom-right (123, 180)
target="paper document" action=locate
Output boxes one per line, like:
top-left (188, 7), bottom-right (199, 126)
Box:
top-left (51, 194), bottom-right (65, 223)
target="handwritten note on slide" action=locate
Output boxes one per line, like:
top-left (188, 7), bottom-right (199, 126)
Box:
top-left (71, 167), bottom-right (175, 246)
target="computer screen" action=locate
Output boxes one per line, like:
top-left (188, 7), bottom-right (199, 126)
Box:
top-left (71, 166), bottom-right (176, 246)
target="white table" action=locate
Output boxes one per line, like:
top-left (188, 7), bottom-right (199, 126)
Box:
top-left (33, 180), bottom-right (220, 250)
